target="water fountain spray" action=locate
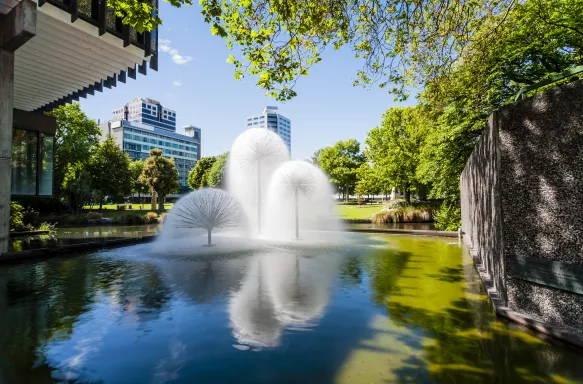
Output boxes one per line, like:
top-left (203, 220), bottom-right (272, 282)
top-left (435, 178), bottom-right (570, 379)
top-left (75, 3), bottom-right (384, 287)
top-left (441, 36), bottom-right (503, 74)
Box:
top-left (169, 188), bottom-right (246, 245)
top-left (229, 129), bottom-right (289, 234)
top-left (281, 167), bottom-right (315, 240)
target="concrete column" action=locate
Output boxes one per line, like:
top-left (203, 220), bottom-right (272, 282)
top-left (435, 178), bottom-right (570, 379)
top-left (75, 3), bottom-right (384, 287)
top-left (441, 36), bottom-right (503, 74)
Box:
top-left (0, 49), bottom-right (14, 254)
top-left (0, 0), bottom-right (37, 254)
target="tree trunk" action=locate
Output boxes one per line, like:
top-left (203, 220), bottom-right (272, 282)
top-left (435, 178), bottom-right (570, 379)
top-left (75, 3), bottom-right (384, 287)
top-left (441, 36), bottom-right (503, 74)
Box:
top-left (151, 190), bottom-right (157, 211)
top-left (99, 200), bottom-right (103, 212)
top-left (158, 195), bottom-right (165, 212)
top-left (405, 189), bottom-right (411, 205)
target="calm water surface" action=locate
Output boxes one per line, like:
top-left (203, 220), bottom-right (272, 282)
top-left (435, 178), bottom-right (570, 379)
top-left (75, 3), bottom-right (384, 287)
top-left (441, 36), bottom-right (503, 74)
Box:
top-left (1, 234), bottom-right (582, 383)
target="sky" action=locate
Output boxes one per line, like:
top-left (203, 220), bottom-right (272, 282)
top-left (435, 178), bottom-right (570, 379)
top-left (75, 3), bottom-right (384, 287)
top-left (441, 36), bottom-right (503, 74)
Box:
top-left (80, 3), bottom-right (416, 160)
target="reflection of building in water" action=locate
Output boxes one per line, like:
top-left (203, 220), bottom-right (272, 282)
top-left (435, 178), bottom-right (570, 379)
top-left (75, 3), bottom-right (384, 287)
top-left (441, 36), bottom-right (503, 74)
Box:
top-left (229, 251), bottom-right (339, 348)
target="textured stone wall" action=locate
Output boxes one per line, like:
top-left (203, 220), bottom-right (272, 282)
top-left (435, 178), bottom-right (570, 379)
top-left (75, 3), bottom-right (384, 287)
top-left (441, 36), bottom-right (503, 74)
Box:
top-left (461, 114), bottom-right (506, 300)
top-left (461, 80), bottom-right (583, 334)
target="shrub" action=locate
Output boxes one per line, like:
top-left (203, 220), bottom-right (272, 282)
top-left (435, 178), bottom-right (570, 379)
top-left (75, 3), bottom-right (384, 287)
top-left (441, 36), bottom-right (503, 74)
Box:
top-left (158, 213), bottom-right (168, 224)
top-left (38, 222), bottom-right (57, 232)
top-left (22, 206), bottom-right (40, 227)
top-left (372, 206), bottom-right (433, 224)
top-left (86, 212), bottom-right (103, 221)
top-left (9, 202), bottom-right (25, 231)
top-left (385, 200), bottom-right (409, 209)
top-left (112, 214), bottom-right (145, 225)
top-left (433, 201), bottom-right (461, 231)
top-left (117, 205), bottom-right (127, 211)
top-left (143, 212), bottom-right (159, 224)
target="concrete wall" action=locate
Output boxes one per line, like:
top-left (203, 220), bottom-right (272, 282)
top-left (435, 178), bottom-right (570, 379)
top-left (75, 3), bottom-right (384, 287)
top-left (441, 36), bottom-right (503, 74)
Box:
top-left (461, 80), bottom-right (583, 334)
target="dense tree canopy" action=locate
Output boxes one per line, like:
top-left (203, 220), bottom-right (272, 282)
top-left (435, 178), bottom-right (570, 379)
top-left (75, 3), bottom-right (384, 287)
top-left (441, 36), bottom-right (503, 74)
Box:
top-left (206, 152), bottom-right (229, 188)
top-left (89, 135), bottom-right (133, 208)
top-left (46, 104), bottom-right (101, 211)
top-left (188, 156), bottom-right (217, 190)
top-left (318, 139), bottom-right (364, 200)
top-left (366, 106), bottom-right (428, 204)
top-left (141, 149), bottom-right (179, 212)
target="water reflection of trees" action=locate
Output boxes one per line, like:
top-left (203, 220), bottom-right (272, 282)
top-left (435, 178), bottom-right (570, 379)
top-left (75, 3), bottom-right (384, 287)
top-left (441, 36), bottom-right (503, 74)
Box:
top-left (0, 255), bottom-right (172, 383)
top-left (341, 237), bottom-right (583, 383)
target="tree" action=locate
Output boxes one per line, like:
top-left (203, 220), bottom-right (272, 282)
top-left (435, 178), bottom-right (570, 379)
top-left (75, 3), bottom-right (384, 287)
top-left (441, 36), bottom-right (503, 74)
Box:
top-left (365, 106), bottom-right (428, 204)
top-left (355, 162), bottom-right (381, 200)
top-left (46, 104), bottom-right (101, 212)
top-left (88, 135), bottom-right (132, 209)
top-left (140, 149), bottom-right (179, 212)
top-left (318, 139), bottom-right (364, 200)
top-left (188, 156), bottom-right (217, 190)
top-left (206, 152), bottom-right (229, 188)
top-left (307, 149), bottom-right (322, 166)
top-left (129, 160), bottom-right (148, 203)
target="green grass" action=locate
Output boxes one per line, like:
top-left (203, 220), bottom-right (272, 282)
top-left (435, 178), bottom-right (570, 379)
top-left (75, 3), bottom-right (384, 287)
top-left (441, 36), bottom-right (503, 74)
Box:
top-left (337, 204), bottom-right (383, 220)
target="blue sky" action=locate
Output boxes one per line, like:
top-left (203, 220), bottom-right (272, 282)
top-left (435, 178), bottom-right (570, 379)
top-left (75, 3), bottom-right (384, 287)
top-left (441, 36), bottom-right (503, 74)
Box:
top-left (80, 3), bottom-right (415, 160)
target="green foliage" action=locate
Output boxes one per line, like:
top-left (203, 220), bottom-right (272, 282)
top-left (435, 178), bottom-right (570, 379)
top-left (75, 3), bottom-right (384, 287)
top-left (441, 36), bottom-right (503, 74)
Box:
top-left (107, 0), bottom-right (192, 33)
top-left (38, 222), bottom-right (56, 232)
top-left (188, 156), bottom-right (217, 190)
top-left (318, 139), bottom-right (364, 200)
top-left (9, 202), bottom-right (24, 231)
top-left (365, 106), bottom-right (428, 203)
top-left (355, 162), bottom-right (381, 197)
top-left (433, 201), bottom-right (462, 231)
top-left (129, 160), bottom-right (148, 197)
top-left (117, 205), bottom-right (127, 211)
top-left (198, 0), bottom-right (519, 101)
top-left (206, 152), bottom-right (229, 188)
top-left (141, 148), bottom-right (179, 212)
top-left (89, 135), bottom-right (132, 205)
top-left (46, 104), bottom-right (101, 211)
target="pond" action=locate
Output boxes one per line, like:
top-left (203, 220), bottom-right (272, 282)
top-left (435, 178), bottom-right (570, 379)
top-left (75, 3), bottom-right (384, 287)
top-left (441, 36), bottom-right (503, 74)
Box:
top-left (9, 225), bottom-right (159, 252)
top-left (0, 234), bottom-right (581, 383)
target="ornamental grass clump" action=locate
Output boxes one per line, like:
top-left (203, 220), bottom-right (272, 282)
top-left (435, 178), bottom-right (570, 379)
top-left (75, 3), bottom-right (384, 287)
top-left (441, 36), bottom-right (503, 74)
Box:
top-left (143, 212), bottom-right (159, 224)
top-left (372, 205), bottom-right (433, 224)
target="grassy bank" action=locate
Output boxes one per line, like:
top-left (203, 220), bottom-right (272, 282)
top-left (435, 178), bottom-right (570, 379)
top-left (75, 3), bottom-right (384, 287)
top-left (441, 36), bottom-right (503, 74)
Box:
top-left (337, 204), bottom-right (383, 220)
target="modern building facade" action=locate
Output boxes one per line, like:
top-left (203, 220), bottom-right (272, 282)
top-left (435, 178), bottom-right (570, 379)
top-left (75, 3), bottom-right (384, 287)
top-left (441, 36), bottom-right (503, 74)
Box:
top-left (113, 97), bottom-right (176, 131)
top-left (246, 106), bottom-right (291, 153)
top-left (101, 102), bottom-right (201, 192)
top-left (2, 0), bottom-right (158, 253)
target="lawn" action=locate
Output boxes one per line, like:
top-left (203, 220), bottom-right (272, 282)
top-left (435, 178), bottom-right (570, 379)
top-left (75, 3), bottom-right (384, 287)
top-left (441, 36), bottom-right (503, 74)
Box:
top-left (337, 204), bottom-right (384, 220)
top-left (83, 203), bottom-right (174, 211)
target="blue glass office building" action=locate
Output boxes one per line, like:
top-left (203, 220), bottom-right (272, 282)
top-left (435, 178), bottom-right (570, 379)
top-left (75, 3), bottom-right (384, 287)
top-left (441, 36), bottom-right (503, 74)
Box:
top-left (113, 97), bottom-right (177, 132)
top-left (103, 98), bottom-right (202, 192)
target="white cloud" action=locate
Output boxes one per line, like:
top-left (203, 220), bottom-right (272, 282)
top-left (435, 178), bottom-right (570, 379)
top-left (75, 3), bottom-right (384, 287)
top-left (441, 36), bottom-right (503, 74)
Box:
top-left (159, 39), bottom-right (192, 65)
top-left (173, 80), bottom-right (183, 87)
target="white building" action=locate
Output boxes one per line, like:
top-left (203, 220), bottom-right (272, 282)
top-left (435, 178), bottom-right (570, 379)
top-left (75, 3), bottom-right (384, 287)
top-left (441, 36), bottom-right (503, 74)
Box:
top-left (112, 97), bottom-right (177, 132)
top-left (246, 106), bottom-right (291, 153)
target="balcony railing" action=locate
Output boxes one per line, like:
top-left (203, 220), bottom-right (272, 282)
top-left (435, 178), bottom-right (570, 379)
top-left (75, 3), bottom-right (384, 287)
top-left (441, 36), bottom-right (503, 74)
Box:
top-left (39, 0), bottom-right (158, 62)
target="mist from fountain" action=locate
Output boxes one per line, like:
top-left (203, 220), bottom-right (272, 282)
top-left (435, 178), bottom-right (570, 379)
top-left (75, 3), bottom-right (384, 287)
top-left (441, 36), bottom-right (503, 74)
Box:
top-left (156, 128), bottom-right (346, 251)
top-left (227, 128), bottom-right (289, 235)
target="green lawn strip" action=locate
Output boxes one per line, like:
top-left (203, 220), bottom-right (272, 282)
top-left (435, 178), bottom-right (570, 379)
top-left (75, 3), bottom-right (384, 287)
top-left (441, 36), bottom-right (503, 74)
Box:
top-left (337, 204), bottom-right (384, 220)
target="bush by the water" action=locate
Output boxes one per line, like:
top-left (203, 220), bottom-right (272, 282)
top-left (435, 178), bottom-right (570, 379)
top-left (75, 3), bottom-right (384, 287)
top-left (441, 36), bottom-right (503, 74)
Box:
top-left (372, 205), bottom-right (432, 224)
top-left (433, 201), bottom-right (461, 231)
top-left (112, 214), bottom-right (144, 225)
top-left (143, 212), bottom-right (159, 224)
top-left (9, 202), bottom-right (25, 231)
top-left (86, 212), bottom-right (103, 221)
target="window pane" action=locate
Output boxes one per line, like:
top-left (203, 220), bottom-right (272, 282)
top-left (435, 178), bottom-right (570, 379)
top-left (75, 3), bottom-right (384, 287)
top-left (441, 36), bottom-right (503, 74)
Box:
top-left (11, 129), bottom-right (37, 195)
top-left (39, 134), bottom-right (53, 196)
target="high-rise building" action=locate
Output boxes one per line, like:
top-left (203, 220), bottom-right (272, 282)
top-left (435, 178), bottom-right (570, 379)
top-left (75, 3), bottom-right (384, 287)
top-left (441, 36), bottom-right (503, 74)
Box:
top-left (246, 106), bottom-right (291, 153)
top-left (102, 98), bottom-right (202, 192)
top-left (113, 97), bottom-right (177, 132)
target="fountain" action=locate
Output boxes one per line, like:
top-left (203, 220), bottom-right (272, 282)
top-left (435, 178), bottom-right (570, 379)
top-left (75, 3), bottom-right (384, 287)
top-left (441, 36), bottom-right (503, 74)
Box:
top-left (156, 128), bottom-right (344, 250)
top-left (227, 128), bottom-right (289, 234)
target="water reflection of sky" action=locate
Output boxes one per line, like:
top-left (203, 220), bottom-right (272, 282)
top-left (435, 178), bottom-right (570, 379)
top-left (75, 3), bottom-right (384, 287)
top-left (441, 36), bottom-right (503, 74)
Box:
top-left (1, 236), bottom-right (583, 383)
